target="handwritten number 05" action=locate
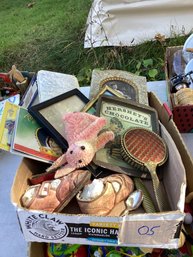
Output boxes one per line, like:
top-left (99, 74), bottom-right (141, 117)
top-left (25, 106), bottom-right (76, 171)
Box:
top-left (138, 225), bottom-right (160, 236)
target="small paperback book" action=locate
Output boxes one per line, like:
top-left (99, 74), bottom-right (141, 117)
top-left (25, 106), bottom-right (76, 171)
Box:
top-left (0, 101), bottom-right (19, 151)
top-left (0, 94), bottom-right (20, 121)
top-left (12, 107), bottom-right (63, 163)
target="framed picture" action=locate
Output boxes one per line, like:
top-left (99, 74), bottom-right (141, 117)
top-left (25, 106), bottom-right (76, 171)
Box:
top-left (93, 95), bottom-right (160, 178)
top-left (81, 85), bottom-right (125, 114)
top-left (28, 89), bottom-right (90, 150)
top-left (99, 77), bottom-right (138, 101)
top-left (89, 69), bottom-right (149, 105)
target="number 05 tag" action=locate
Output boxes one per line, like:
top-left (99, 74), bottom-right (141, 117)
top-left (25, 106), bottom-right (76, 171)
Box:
top-left (118, 216), bottom-right (182, 247)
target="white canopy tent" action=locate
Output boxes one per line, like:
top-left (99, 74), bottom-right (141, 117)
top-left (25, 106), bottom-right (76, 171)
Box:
top-left (84, 0), bottom-right (193, 48)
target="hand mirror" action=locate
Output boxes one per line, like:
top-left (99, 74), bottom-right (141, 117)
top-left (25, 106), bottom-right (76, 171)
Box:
top-left (121, 127), bottom-right (168, 212)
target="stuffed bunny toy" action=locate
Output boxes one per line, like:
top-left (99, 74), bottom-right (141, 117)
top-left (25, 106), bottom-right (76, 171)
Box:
top-left (47, 112), bottom-right (114, 178)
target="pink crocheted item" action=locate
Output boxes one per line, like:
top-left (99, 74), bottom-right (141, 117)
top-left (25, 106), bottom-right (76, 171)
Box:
top-left (47, 112), bottom-right (114, 178)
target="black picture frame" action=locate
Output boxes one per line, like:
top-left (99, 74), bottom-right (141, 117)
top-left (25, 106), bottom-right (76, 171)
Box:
top-left (93, 95), bottom-right (160, 178)
top-left (28, 89), bottom-right (90, 151)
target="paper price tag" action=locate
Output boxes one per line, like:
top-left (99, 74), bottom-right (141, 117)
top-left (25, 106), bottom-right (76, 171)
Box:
top-left (119, 219), bottom-right (180, 245)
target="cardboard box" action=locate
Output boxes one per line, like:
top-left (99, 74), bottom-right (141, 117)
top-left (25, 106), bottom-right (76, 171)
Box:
top-left (165, 46), bottom-right (193, 133)
top-left (11, 92), bottom-right (187, 249)
top-left (149, 92), bottom-right (193, 194)
top-left (28, 242), bottom-right (45, 257)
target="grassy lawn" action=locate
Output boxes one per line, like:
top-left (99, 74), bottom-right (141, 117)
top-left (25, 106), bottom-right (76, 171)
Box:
top-left (0, 0), bottom-right (190, 85)
top-left (0, 0), bottom-right (92, 72)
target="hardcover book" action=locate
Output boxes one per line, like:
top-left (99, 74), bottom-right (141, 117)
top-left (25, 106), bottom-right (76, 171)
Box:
top-left (37, 70), bottom-right (80, 103)
top-left (20, 74), bottom-right (38, 108)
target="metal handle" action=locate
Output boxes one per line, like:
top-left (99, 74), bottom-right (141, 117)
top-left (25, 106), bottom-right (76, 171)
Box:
top-left (145, 162), bottom-right (168, 212)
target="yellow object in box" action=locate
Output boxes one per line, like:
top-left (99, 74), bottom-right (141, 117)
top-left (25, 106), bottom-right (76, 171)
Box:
top-left (0, 101), bottom-right (19, 151)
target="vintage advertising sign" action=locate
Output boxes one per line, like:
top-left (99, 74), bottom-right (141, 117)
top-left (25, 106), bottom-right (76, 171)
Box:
top-left (93, 95), bottom-right (159, 177)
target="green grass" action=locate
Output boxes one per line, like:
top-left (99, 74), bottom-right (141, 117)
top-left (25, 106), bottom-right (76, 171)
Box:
top-left (0, 0), bottom-right (92, 71)
top-left (0, 0), bottom-right (191, 85)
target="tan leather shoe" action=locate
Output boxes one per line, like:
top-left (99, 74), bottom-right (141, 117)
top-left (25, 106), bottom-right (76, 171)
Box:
top-left (21, 169), bottom-right (91, 213)
top-left (104, 174), bottom-right (134, 205)
top-left (76, 173), bottom-right (134, 216)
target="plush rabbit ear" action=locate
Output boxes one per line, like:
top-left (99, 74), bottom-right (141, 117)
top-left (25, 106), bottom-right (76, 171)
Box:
top-left (96, 131), bottom-right (115, 151)
top-left (54, 165), bottom-right (76, 178)
top-left (63, 112), bottom-right (101, 144)
top-left (46, 153), bottom-right (67, 172)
